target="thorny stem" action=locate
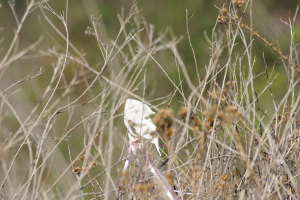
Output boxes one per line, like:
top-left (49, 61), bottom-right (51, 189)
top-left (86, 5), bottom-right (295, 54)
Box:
top-left (218, 8), bottom-right (300, 73)
top-left (238, 22), bottom-right (300, 73)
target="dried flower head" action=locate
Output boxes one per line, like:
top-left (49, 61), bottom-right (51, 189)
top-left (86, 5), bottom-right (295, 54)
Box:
top-left (166, 172), bottom-right (175, 187)
top-left (153, 108), bottom-right (174, 139)
top-left (219, 106), bottom-right (242, 125)
top-left (73, 166), bottom-right (82, 175)
top-left (232, 0), bottom-right (246, 8)
top-left (217, 8), bottom-right (229, 24)
top-left (203, 105), bottom-right (218, 129)
top-left (226, 80), bottom-right (236, 87)
top-left (135, 181), bottom-right (155, 199)
top-left (208, 89), bottom-right (228, 102)
top-left (78, 154), bottom-right (85, 161)
top-left (178, 107), bottom-right (201, 131)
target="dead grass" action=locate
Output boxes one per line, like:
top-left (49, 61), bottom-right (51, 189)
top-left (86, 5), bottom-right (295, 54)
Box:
top-left (0, 0), bottom-right (299, 199)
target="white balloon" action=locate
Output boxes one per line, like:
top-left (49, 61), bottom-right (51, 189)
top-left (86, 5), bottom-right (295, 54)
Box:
top-left (124, 99), bottom-right (161, 156)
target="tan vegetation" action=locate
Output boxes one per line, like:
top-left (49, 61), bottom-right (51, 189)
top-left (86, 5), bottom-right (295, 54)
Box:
top-left (0, 0), bottom-right (299, 199)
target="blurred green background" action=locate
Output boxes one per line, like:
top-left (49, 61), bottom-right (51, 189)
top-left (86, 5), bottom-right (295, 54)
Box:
top-left (0, 0), bottom-right (299, 111)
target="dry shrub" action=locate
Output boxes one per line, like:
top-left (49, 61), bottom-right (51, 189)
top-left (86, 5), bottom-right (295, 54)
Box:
top-left (0, 0), bottom-right (299, 199)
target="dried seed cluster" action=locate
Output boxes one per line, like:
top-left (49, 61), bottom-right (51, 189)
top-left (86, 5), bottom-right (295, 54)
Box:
top-left (178, 107), bottom-right (201, 131)
top-left (72, 154), bottom-right (100, 199)
top-left (135, 181), bottom-right (155, 200)
top-left (166, 172), bottom-right (175, 187)
top-left (73, 160), bottom-right (98, 175)
top-left (202, 105), bottom-right (242, 129)
top-left (218, 106), bottom-right (242, 125)
top-left (153, 108), bottom-right (174, 139)
top-left (217, 8), bottom-right (229, 24)
top-left (208, 88), bottom-right (228, 102)
top-left (232, 0), bottom-right (246, 8)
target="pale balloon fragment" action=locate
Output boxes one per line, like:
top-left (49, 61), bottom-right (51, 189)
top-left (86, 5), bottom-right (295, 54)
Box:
top-left (124, 99), bottom-right (161, 156)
